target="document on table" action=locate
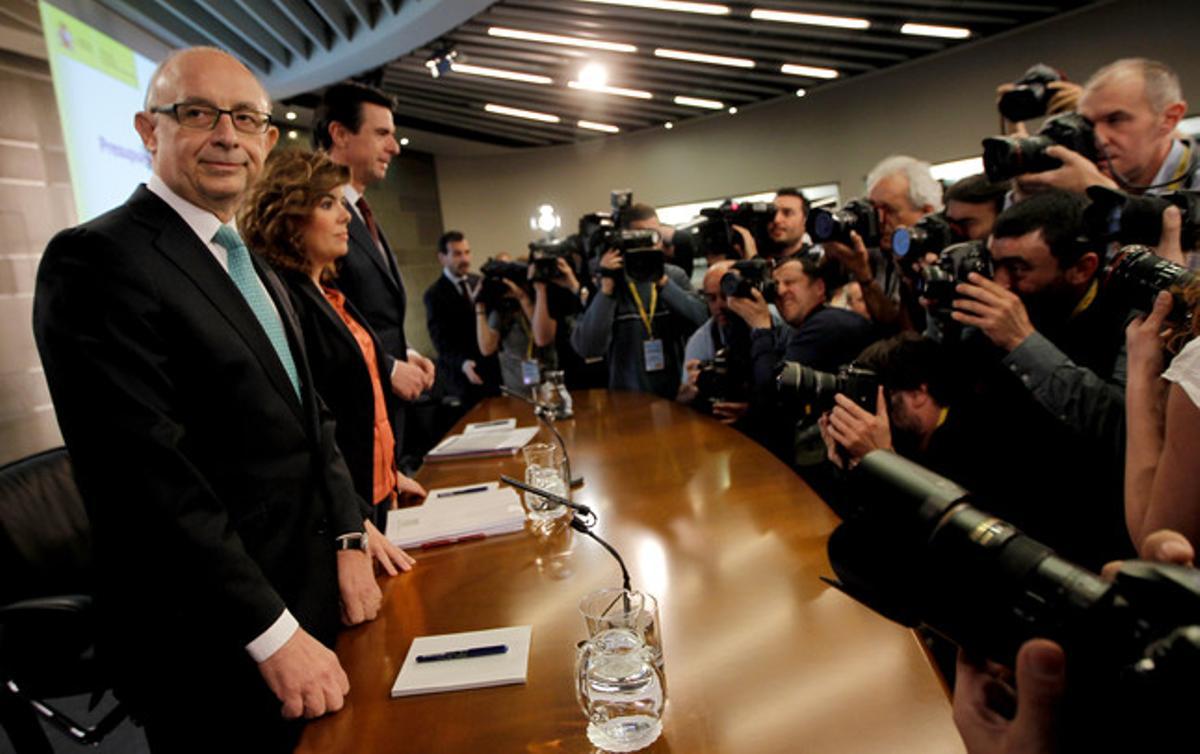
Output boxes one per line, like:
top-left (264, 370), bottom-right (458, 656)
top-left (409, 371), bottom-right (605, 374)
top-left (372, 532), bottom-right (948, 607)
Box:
top-left (424, 426), bottom-right (539, 461)
top-left (385, 485), bottom-right (525, 548)
top-left (391, 625), bottom-right (533, 697)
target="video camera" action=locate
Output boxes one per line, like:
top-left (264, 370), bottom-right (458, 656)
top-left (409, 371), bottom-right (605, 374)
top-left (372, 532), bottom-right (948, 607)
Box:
top-left (806, 198), bottom-right (881, 247)
top-left (891, 212), bottom-right (962, 260)
top-left (720, 258), bottom-right (777, 303)
top-left (1102, 244), bottom-right (1198, 333)
top-left (983, 112), bottom-right (1098, 182)
top-left (478, 258), bottom-right (529, 311)
top-left (1084, 186), bottom-right (1200, 252)
top-left (579, 189), bottom-right (635, 259)
top-left (677, 199), bottom-right (776, 260)
top-left (602, 229), bottom-right (664, 284)
top-left (777, 362), bottom-right (879, 415)
top-left (919, 240), bottom-right (993, 319)
top-left (528, 237), bottom-right (580, 283)
top-left (828, 450), bottom-right (1200, 751)
top-left (998, 63), bottom-right (1065, 123)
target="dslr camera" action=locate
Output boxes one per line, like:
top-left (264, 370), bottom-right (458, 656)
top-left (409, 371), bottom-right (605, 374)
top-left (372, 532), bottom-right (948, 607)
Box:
top-left (677, 199), bottom-right (776, 260)
top-left (891, 212), bottom-right (961, 260)
top-left (828, 450), bottom-right (1200, 751)
top-left (1102, 244), bottom-right (1198, 332)
top-left (983, 112), bottom-right (1098, 182)
top-left (477, 258), bottom-right (529, 311)
top-left (919, 240), bottom-right (993, 319)
top-left (997, 63), bottom-right (1064, 123)
top-left (777, 362), bottom-right (879, 414)
top-left (694, 347), bottom-right (752, 405)
top-left (806, 198), bottom-right (882, 247)
top-left (1084, 186), bottom-right (1200, 252)
top-left (720, 258), bottom-right (777, 303)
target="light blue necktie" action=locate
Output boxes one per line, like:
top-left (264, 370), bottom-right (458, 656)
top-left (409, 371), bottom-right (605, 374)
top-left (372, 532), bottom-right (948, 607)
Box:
top-left (212, 224), bottom-right (302, 399)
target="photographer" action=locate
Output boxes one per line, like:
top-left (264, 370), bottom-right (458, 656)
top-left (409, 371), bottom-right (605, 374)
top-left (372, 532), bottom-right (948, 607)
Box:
top-left (570, 239), bottom-right (707, 398)
top-left (625, 202), bottom-right (695, 278)
top-left (825, 155), bottom-right (943, 333)
top-left (945, 173), bottom-right (1010, 241)
top-left (475, 262), bottom-right (561, 394)
top-left (763, 188), bottom-right (811, 260)
top-left (1016, 58), bottom-right (1196, 197)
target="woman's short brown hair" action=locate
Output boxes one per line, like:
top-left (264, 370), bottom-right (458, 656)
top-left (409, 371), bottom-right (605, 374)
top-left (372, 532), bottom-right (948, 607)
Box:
top-left (239, 148), bottom-right (349, 280)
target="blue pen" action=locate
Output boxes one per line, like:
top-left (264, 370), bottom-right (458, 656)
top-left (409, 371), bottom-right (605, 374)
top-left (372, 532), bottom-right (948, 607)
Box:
top-left (416, 644), bottom-right (508, 663)
top-left (436, 485), bottom-right (489, 498)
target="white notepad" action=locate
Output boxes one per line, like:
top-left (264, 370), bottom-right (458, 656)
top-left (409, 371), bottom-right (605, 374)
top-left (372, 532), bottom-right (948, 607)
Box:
top-left (391, 625), bottom-right (533, 698)
top-left (385, 487), bottom-right (525, 548)
top-left (425, 426), bottom-right (539, 461)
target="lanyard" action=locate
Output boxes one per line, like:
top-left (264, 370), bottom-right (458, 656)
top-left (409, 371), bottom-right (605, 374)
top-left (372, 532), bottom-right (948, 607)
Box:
top-left (627, 281), bottom-right (658, 338)
top-left (516, 312), bottom-right (535, 360)
top-left (1166, 142), bottom-right (1194, 188)
top-left (1071, 280), bottom-right (1099, 319)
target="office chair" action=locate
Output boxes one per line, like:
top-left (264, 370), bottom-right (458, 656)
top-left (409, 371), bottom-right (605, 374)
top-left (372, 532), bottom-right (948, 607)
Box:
top-left (0, 447), bottom-right (126, 752)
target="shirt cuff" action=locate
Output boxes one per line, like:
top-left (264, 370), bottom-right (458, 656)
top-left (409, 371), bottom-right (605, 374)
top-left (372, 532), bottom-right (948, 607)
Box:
top-left (1001, 331), bottom-right (1068, 389)
top-left (245, 609), bottom-right (299, 663)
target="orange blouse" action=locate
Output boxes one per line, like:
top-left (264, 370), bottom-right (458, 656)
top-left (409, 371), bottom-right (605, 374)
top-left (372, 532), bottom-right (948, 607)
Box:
top-left (322, 286), bottom-right (397, 506)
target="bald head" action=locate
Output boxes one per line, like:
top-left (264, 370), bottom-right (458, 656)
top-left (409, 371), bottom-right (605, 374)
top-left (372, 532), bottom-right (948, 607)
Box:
top-left (703, 260), bottom-right (735, 293)
top-left (134, 47), bottom-right (278, 222)
top-left (1084, 58), bottom-right (1182, 114)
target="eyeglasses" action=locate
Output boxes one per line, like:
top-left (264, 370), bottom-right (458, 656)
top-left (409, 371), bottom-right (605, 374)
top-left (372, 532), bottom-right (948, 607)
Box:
top-left (150, 103), bottom-right (273, 134)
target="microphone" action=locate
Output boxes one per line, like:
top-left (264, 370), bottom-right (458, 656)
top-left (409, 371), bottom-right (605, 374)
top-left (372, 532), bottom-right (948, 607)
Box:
top-left (500, 386), bottom-right (584, 489)
top-left (499, 474), bottom-right (631, 593)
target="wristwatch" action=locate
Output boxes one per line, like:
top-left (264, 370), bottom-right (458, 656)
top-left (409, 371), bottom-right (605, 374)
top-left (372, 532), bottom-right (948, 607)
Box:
top-left (335, 530), bottom-right (369, 552)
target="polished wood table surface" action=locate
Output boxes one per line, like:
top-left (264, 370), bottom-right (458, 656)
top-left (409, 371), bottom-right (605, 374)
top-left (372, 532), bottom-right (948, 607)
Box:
top-left (296, 391), bottom-right (963, 753)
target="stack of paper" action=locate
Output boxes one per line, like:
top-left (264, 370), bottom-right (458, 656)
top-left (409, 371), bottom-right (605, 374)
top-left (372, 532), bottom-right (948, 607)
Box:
top-left (385, 486), bottom-right (525, 548)
top-left (391, 625), bottom-right (533, 697)
top-left (424, 420), bottom-right (539, 462)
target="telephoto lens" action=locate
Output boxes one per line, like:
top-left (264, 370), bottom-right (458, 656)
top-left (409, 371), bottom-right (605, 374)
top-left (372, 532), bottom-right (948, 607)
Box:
top-left (982, 112), bottom-right (1097, 182)
top-left (806, 198), bottom-right (881, 247)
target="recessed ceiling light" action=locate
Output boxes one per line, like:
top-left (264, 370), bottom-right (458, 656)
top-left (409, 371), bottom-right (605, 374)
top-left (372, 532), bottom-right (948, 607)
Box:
top-left (655, 48), bottom-right (755, 68)
top-left (900, 22), bottom-right (971, 39)
top-left (449, 63), bottom-right (553, 85)
top-left (578, 62), bottom-right (609, 89)
top-left (674, 95), bottom-right (724, 109)
top-left (484, 103), bottom-right (561, 123)
top-left (664, 122), bottom-right (674, 129)
top-left (287, 130), bottom-right (298, 139)
top-left (578, 120), bottom-right (620, 133)
top-left (399, 137), bottom-right (410, 146)
top-left (780, 63), bottom-right (839, 79)
top-left (728, 106), bottom-right (738, 114)
top-left (567, 81), bottom-right (654, 99)
top-left (285, 111), bottom-right (297, 121)
top-left (750, 9), bottom-right (870, 30)
top-left (795, 88), bottom-right (807, 97)
top-left (578, 0), bottom-right (730, 14)
top-left (488, 27), bottom-right (637, 53)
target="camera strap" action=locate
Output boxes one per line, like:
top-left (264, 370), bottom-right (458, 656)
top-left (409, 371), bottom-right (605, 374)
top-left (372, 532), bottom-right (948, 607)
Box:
top-left (627, 280), bottom-right (659, 339)
top-left (516, 313), bottom-right (536, 360)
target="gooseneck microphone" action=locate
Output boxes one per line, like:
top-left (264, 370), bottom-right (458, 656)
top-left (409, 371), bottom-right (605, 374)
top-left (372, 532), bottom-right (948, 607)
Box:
top-left (500, 386), bottom-right (584, 489)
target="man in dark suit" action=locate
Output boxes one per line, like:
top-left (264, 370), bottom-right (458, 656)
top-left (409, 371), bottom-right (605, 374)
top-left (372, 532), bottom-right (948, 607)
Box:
top-left (424, 230), bottom-right (494, 411)
top-left (32, 48), bottom-right (379, 753)
top-left (313, 83), bottom-right (435, 457)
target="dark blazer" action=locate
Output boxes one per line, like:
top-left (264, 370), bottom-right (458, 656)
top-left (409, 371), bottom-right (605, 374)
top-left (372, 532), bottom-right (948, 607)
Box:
top-left (281, 269), bottom-right (396, 507)
top-left (32, 186), bottom-right (369, 721)
top-left (423, 272), bottom-right (484, 399)
top-left (335, 198), bottom-right (409, 451)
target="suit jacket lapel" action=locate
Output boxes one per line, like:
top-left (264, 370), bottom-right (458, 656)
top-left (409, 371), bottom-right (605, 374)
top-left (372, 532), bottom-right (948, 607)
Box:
top-left (344, 199), bottom-right (400, 293)
top-left (128, 188), bottom-right (305, 423)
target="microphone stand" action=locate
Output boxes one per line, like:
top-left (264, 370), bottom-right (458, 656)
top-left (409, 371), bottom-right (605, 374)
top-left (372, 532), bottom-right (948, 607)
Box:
top-left (501, 474), bottom-right (631, 593)
top-left (501, 386), bottom-right (583, 489)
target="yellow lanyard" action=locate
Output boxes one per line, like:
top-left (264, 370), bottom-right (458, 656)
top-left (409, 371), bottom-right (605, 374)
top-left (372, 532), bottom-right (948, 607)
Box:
top-left (1071, 280), bottom-right (1099, 319)
top-left (627, 281), bottom-right (658, 339)
top-left (936, 407), bottom-right (950, 429)
top-left (1167, 143), bottom-right (1194, 188)
top-left (516, 312), bottom-right (535, 360)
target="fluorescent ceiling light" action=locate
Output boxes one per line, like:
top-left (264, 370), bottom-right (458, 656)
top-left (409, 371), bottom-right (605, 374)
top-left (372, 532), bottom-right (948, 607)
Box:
top-left (750, 9), bottom-right (870, 30)
top-left (900, 22), bottom-right (971, 39)
top-left (484, 103), bottom-right (561, 123)
top-left (674, 95), bottom-right (724, 109)
top-left (578, 0), bottom-right (730, 14)
top-left (488, 26), bottom-right (637, 53)
top-left (449, 63), bottom-right (553, 85)
top-left (780, 63), bottom-right (839, 79)
top-left (567, 81), bottom-right (654, 99)
top-left (655, 48), bottom-right (755, 68)
top-left (578, 120), bottom-right (620, 133)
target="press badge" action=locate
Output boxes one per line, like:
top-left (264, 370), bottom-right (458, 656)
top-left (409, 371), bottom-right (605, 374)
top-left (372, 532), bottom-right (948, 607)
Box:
top-left (521, 359), bottom-right (541, 385)
top-left (643, 339), bottom-right (665, 372)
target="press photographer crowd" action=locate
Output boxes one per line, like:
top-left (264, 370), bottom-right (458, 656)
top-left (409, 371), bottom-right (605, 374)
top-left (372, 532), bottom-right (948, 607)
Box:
top-left (420, 56), bottom-right (1200, 753)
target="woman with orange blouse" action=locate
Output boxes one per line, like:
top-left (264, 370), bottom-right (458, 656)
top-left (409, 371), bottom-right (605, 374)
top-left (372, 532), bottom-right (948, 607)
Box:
top-left (240, 149), bottom-right (421, 575)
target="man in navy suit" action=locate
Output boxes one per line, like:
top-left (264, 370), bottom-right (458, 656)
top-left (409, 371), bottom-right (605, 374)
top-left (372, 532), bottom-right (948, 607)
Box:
top-left (313, 83), bottom-right (435, 456)
top-left (424, 230), bottom-right (494, 410)
top-left (33, 48), bottom-right (379, 752)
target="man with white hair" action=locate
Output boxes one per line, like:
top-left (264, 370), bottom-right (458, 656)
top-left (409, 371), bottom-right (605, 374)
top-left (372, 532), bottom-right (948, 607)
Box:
top-left (825, 154), bottom-right (943, 332)
top-left (1019, 58), bottom-right (1197, 196)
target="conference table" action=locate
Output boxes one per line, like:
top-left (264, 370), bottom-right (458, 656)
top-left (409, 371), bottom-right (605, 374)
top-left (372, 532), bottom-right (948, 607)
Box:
top-left (296, 391), bottom-right (963, 753)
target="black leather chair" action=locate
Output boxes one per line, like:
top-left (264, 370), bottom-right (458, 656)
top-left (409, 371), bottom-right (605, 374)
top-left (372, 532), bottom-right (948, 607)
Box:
top-left (0, 447), bottom-right (126, 752)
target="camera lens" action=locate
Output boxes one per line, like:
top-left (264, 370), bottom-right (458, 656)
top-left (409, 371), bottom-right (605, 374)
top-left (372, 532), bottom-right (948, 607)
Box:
top-left (892, 228), bottom-right (913, 258)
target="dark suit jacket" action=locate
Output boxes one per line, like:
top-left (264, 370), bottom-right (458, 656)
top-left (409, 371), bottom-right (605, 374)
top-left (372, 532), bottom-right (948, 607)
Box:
top-left (32, 186), bottom-right (369, 716)
top-left (281, 269), bottom-right (396, 506)
top-left (335, 198), bottom-right (409, 450)
top-left (424, 272), bottom-right (485, 399)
